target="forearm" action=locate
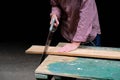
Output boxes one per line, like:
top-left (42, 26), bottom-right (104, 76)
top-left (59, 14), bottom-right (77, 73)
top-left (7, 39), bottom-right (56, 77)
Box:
top-left (73, 0), bottom-right (97, 42)
top-left (50, 0), bottom-right (61, 19)
top-left (50, 7), bottom-right (61, 19)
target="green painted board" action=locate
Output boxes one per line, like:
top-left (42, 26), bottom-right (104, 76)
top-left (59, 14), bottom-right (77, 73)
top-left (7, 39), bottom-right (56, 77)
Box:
top-left (35, 55), bottom-right (120, 80)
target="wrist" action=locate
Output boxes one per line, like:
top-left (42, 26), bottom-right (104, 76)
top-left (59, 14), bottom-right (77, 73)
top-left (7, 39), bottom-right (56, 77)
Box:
top-left (71, 41), bottom-right (81, 46)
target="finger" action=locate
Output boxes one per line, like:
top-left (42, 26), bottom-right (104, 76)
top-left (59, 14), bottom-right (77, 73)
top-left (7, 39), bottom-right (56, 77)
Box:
top-left (55, 18), bottom-right (59, 26)
top-left (54, 23), bottom-right (59, 27)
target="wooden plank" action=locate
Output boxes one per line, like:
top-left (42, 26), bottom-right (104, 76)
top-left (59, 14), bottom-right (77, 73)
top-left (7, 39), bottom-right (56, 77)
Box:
top-left (35, 55), bottom-right (120, 80)
top-left (25, 43), bottom-right (120, 60)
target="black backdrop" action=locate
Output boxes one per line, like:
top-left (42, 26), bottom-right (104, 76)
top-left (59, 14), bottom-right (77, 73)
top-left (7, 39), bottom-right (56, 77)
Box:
top-left (1, 0), bottom-right (120, 47)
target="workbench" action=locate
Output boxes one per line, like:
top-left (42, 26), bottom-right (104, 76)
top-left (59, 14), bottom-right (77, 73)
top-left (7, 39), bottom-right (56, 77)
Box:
top-left (26, 42), bottom-right (120, 80)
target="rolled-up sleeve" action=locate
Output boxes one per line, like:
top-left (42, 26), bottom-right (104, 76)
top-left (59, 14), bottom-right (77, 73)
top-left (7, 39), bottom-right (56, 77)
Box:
top-left (50, 0), bottom-right (61, 19)
top-left (73, 0), bottom-right (97, 42)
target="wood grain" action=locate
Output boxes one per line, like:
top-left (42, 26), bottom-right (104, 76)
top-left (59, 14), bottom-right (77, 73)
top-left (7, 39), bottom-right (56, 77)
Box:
top-left (25, 43), bottom-right (120, 60)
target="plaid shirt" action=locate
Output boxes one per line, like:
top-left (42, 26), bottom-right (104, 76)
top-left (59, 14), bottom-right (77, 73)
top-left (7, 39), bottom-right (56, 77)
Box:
top-left (50, 0), bottom-right (101, 42)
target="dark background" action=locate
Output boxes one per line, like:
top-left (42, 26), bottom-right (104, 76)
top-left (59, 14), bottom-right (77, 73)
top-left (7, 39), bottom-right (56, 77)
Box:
top-left (1, 0), bottom-right (120, 47)
top-left (0, 1), bottom-right (120, 80)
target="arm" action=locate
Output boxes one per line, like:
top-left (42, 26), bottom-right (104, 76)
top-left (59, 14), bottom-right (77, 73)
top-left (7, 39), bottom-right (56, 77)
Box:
top-left (57, 0), bottom-right (98, 52)
top-left (50, 0), bottom-right (61, 27)
top-left (73, 0), bottom-right (98, 42)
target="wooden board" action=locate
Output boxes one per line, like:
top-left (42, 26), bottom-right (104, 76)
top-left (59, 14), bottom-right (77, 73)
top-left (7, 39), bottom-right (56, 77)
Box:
top-left (25, 43), bottom-right (120, 60)
top-left (35, 55), bottom-right (120, 80)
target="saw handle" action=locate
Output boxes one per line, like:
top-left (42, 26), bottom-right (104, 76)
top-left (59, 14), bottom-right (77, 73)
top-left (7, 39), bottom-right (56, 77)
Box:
top-left (49, 18), bottom-right (57, 32)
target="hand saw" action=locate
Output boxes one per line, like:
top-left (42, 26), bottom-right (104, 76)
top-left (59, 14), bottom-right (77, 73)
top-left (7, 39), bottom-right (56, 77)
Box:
top-left (40, 18), bottom-right (56, 64)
